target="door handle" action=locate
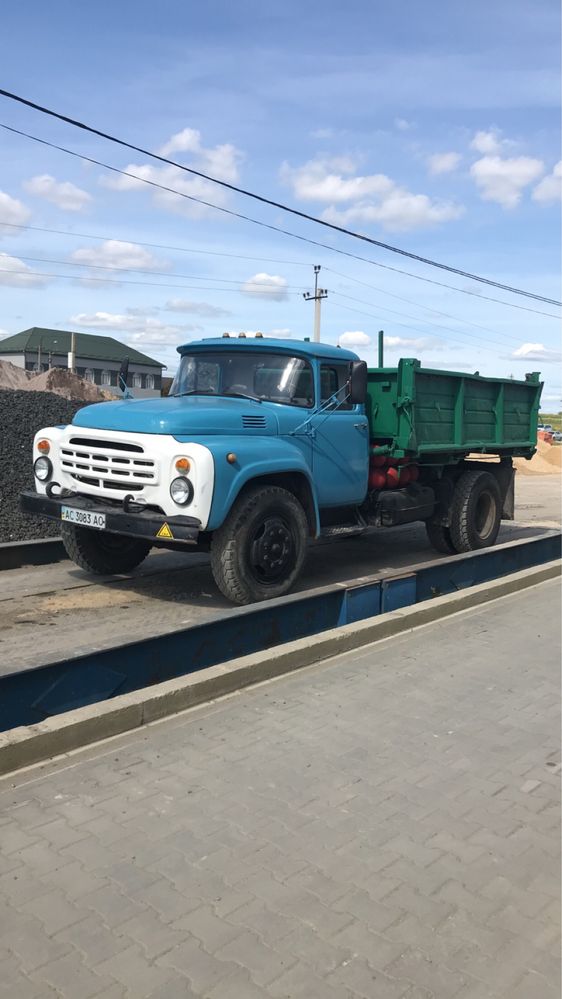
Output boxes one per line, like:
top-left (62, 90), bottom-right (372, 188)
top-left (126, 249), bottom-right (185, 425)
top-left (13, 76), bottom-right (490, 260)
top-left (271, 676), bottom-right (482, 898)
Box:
top-left (354, 423), bottom-right (368, 431)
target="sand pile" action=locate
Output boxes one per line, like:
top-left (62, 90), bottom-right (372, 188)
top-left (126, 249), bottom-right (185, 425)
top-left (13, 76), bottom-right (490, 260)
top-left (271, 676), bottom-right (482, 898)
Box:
top-left (28, 367), bottom-right (109, 402)
top-left (0, 359), bottom-right (113, 401)
top-left (514, 438), bottom-right (561, 476)
top-left (0, 359), bottom-right (33, 390)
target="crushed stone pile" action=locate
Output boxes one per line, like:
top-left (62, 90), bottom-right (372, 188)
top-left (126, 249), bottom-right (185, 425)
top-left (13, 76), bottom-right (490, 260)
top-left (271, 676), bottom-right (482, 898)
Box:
top-left (0, 389), bottom-right (86, 543)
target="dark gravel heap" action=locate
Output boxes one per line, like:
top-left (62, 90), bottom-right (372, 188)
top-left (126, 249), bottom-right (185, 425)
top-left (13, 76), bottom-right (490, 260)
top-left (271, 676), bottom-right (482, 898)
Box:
top-left (0, 389), bottom-right (86, 543)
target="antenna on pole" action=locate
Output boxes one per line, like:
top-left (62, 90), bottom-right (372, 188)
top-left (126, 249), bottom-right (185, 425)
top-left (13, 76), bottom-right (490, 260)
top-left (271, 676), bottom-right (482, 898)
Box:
top-left (303, 265), bottom-right (328, 342)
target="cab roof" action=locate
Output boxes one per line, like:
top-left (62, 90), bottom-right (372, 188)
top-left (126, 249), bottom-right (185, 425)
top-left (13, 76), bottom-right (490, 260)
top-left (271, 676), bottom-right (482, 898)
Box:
top-left (177, 337), bottom-right (359, 363)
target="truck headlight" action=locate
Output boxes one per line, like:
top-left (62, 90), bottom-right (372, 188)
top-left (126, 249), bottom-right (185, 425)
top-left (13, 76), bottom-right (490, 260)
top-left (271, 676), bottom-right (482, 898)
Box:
top-left (170, 477), bottom-right (194, 506)
top-left (34, 457), bottom-right (53, 482)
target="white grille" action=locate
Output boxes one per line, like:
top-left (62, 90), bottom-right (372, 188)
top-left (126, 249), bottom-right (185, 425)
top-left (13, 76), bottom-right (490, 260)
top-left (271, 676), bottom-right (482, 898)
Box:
top-left (60, 436), bottom-right (159, 492)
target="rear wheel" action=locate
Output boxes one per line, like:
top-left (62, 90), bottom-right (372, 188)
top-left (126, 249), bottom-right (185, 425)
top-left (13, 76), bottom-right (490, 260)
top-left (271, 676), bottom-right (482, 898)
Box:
top-left (449, 470), bottom-right (502, 552)
top-left (210, 485), bottom-right (308, 604)
top-left (61, 523), bottom-right (151, 574)
top-left (425, 519), bottom-right (456, 555)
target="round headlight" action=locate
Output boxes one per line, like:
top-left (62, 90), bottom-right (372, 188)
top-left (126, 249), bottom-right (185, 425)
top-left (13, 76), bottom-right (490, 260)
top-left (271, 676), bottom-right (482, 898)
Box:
top-left (170, 476), bottom-right (193, 506)
top-left (34, 456), bottom-right (52, 482)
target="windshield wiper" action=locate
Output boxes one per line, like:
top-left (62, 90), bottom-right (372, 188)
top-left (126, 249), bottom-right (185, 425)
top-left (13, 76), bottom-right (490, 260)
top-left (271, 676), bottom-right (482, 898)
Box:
top-left (222, 391), bottom-right (263, 404)
top-left (172, 389), bottom-right (216, 398)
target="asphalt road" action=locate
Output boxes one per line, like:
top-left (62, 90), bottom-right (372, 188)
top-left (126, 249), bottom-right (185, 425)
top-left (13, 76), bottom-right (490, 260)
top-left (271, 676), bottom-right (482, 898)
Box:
top-left (0, 474), bottom-right (559, 676)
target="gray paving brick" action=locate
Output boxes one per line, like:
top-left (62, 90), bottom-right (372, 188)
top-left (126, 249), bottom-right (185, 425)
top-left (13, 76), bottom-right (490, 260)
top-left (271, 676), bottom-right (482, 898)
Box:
top-left (0, 583), bottom-right (559, 999)
top-left (29, 951), bottom-right (116, 998)
top-left (157, 937), bottom-right (239, 992)
top-left (94, 944), bottom-right (179, 996)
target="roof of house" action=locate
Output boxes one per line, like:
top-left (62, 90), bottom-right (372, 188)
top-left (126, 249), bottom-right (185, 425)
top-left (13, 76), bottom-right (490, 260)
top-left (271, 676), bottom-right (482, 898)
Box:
top-left (0, 328), bottom-right (165, 368)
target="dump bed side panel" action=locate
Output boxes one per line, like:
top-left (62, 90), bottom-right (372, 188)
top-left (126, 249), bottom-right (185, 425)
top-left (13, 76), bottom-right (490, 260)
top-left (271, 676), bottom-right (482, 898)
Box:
top-left (366, 359), bottom-right (542, 458)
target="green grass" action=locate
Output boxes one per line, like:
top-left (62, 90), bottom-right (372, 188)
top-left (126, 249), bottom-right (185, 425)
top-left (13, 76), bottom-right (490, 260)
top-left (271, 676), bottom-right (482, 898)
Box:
top-left (539, 412), bottom-right (562, 431)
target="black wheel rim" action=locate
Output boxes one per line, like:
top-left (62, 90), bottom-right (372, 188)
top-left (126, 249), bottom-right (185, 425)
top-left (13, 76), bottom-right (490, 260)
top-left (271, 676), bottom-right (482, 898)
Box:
top-left (474, 490), bottom-right (496, 539)
top-left (250, 515), bottom-right (296, 584)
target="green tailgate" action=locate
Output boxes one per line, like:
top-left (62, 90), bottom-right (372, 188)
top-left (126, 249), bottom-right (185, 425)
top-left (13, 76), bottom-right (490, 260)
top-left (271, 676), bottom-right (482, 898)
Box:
top-left (366, 358), bottom-right (542, 459)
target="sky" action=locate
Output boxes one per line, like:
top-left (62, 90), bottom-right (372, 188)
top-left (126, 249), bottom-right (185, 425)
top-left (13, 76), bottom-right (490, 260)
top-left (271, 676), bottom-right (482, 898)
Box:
top-left (0, 0), bottom-right (560, 406)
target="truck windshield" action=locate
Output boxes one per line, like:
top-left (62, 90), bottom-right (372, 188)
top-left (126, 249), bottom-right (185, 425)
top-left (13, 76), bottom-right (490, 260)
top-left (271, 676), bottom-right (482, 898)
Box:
top-left (170, 351), bottom-right (314, 408)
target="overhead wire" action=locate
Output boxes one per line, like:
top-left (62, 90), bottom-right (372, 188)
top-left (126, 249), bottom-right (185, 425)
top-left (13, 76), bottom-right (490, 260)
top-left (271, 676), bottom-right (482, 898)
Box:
top-left (1, 122), bottom-right (560, 320)
top-left (0, 265), bottom-right (304, 294)
top-left (1, 87), bottom-right (559, 305)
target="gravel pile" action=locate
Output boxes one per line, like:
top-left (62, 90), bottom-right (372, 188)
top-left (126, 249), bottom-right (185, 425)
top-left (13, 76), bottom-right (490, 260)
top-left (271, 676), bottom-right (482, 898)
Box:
top-left (0, 389), bottom-right (86, 543)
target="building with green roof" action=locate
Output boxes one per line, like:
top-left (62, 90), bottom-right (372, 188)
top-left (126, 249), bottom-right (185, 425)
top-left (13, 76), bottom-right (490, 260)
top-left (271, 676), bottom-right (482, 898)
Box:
top-left (0, 328), bottom-right (165, 397)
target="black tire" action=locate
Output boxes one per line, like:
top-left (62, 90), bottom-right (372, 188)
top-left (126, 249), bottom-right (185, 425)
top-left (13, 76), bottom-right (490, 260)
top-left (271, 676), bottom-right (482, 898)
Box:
top-left (210, 485), bottom-right (308, 604)
top-left (425, 520), bottom-right (456, 555)
top-left (449, 470), bottom-right (502, 553)
top-left (61, 523), bottom-right (151, 574)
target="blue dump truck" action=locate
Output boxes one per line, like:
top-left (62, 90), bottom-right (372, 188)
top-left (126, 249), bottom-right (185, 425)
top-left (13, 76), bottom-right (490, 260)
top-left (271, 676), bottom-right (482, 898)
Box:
top-left (21, 335), bottom-right (542, 604)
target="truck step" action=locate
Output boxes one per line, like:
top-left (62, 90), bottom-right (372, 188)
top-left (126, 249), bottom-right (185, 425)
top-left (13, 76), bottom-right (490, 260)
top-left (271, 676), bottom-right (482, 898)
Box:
top-left (320, 524), bottom-right (367, 539)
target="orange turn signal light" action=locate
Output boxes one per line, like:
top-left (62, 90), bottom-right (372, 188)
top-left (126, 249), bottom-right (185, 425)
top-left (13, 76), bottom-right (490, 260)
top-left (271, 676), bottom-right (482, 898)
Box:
top-left (37, 439), bottom-right (50, 454)
top-left (226, 452), bottom-right (237, 464)
top-left (175, 457), bottom-right (191, 473)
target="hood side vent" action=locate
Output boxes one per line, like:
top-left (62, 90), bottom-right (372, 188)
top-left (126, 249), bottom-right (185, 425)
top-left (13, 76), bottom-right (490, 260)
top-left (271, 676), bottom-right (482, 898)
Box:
top-left (242, 414), bottom-right (267, 429)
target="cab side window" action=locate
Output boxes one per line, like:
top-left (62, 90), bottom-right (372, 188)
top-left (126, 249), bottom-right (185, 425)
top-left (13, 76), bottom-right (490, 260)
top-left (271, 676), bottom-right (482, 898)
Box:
top-left (320, 363), bottom-right (352, 410)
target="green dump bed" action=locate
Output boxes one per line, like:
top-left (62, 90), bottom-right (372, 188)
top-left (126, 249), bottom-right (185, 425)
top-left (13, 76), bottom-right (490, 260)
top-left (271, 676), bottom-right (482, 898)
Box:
top-left (366, 358), bottom-right (542, 459)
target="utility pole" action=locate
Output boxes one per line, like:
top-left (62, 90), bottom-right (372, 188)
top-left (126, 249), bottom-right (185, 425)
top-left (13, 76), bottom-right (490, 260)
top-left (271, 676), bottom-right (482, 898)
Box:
top-left (303, 265), bottom-right (327, 342)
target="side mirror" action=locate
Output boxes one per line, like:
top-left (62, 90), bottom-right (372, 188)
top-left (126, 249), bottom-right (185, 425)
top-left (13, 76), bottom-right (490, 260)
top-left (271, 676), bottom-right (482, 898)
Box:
top-left (118, 357), bottom-right (129, 395)
top-left (349, 360), bottom-right (367, 405)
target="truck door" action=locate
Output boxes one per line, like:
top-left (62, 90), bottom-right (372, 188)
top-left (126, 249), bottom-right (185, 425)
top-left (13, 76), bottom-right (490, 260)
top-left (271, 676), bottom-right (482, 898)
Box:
top-left (311, 361), bottom-right (369, 506)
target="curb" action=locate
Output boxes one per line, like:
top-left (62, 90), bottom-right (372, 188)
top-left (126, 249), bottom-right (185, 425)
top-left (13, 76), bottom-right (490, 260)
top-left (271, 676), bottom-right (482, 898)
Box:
top-left (0, 538), bottom-right (65, 571)
top-left (0, 559), bottom-right (559, 776)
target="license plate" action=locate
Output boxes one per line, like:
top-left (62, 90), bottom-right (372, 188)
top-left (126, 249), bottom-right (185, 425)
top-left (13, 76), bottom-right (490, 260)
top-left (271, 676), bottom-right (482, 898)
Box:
top-left (61, 506), bottom-right (106, 530)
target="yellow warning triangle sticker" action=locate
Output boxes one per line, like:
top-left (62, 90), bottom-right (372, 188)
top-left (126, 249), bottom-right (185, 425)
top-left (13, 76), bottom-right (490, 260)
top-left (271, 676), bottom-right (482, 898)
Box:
top-left (156, 522), bottom-right (174, 539)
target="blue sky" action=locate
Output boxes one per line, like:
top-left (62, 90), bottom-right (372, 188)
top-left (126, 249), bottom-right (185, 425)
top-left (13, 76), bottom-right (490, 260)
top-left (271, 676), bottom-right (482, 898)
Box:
top-left (0, 0), bottom-right (560, 405)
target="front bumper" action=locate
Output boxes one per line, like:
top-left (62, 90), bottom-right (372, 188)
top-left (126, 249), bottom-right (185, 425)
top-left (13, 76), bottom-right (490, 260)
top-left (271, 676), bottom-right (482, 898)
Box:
top-left (21, 490), bottom-right (201, 545)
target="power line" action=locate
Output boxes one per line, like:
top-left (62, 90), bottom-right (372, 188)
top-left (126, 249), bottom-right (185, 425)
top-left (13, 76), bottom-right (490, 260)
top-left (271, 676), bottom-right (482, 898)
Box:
top-left (1, 123), bottom-right (560, 320)
top-left (330, 289), bottom-right (524, 347)
top-left (0, 221), bottom-right (310, 268)
top-left (8, 254), bottom-right (307, 290)
top-left (0, 265), bottom-right (303, 294)
top-left (0, 89), bottom-right (559, 306)
top-left (324, 266), bottom-right (526, 342)
top-left (329, 291), bottom-right (520, 353)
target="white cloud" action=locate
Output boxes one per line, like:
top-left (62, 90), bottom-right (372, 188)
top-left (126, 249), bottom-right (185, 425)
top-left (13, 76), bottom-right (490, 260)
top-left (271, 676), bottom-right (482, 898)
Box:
top-left (23, 174), bottom-right (92, 212)
top-left (240, 273), bottom-right (289, 301)
top-left (323, 193), bottom-right (463, 231)
top-left (0, 328), bottom-right (11, 338)
top-left (427, 152), bottom-right (461, 175)
top-left (470, 130), bottom-right (505, 155)
top-left (511, 342), bottom-right (562, 363)
top-left (0, 190), bottom-right (31, 235)
top-left (470, 155), bottom-right (544, 209)
top-left (338, 331), bottom-right (371, 347)
top-left (394, 118), bottom-right (412, 131)
top-left (70, 240), bottom-right (168, 272)
top-left (281, 157), bottom-right (393, 203)
top-left (70, 311), bottom-right (198, 345)
top-left (532, 161), bottom-right (562, 203)
top-left (385, 335), bottom-right (444, 351)
top-left (158, 127), bottom-right (202, 158)
top-left (165, 298), bottom-right (231, 317)
top-left (310, 128), bottom-right (334, 140)
top-left (101, 127), bottom-right (243, 219)
top-left (282, 156), bottom-right (463, 231)
top-left (0, 253), bottom-right (47, 287)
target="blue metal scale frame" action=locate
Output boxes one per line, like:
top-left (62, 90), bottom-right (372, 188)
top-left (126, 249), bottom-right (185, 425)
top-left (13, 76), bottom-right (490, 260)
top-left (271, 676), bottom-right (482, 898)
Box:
top-left (0, 532), bottom-right (559, 733)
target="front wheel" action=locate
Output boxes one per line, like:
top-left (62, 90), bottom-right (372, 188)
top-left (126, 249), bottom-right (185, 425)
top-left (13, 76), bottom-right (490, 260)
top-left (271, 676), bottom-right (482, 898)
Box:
top-left (210, 485), bottom-right (308, 604)
top-left (449, 470), bottom-right (502, 552)
top-left (61, 523), bottom-right (151, 574)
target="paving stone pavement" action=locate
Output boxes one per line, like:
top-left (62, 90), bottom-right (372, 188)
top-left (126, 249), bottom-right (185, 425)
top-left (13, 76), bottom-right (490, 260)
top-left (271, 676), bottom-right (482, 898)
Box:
top-left (0, 578), bottom-right (559, 999)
